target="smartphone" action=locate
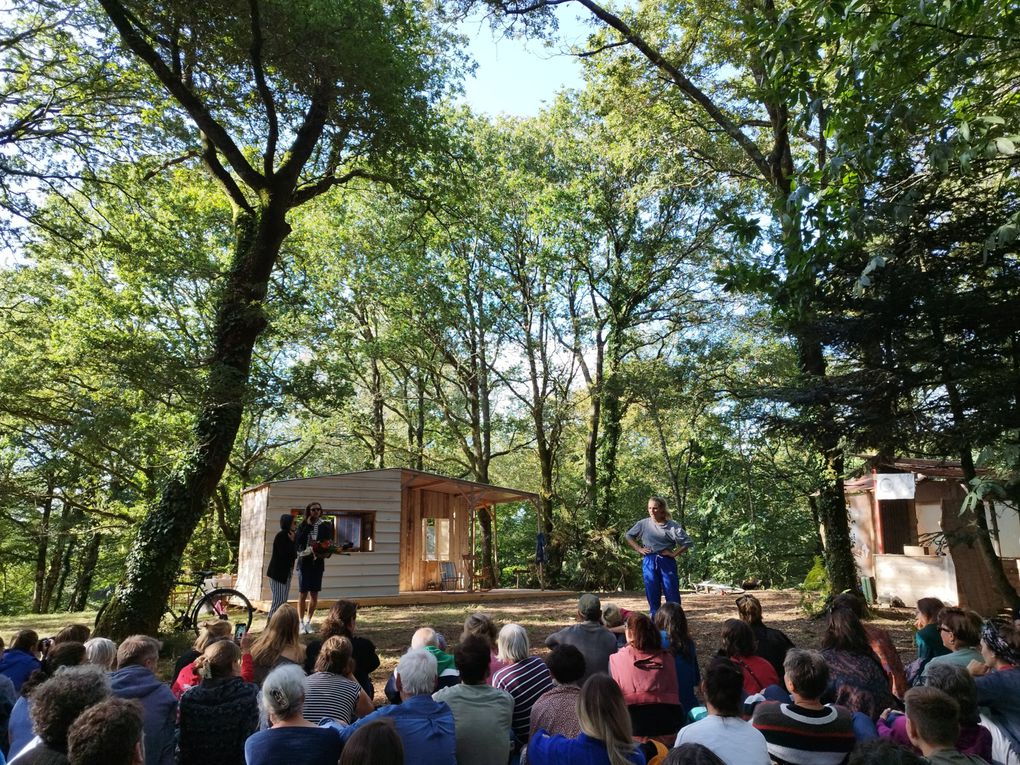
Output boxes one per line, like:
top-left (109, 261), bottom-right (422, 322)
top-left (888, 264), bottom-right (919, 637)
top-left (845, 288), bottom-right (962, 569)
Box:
top-left (234, 623), bottom-right (247, 641)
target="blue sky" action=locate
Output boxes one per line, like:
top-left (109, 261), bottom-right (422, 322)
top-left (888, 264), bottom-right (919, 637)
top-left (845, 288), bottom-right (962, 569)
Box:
top-left (456, 6), bottom-right (592, 117)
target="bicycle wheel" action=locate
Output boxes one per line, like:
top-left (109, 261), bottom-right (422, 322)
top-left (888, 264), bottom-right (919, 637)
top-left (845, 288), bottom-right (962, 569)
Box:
top-left (191, 588), bottom-right (253, 635)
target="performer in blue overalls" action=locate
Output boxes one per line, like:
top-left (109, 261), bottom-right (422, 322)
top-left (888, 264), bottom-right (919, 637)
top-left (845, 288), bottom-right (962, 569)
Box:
top-left (625, 496), bottom-right (693, 617)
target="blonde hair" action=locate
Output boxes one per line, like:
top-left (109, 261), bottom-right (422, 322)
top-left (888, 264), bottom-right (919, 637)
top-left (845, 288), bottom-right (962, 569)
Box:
top-left (194, 640), bottom-right (240, 680)
top-left (194, 620), bottom-right (232, 652)
top-left (314, 635), bottom-right (353, 675)
top-left (251, 604), bottom-right (305, 667)
top-left (578, 674), bottom-right (636, 765)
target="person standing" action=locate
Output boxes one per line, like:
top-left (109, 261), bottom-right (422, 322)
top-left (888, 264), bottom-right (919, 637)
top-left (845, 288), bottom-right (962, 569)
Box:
top-left (625, 496), bottom-right (693, 617)
top-left (266, 514), bottom-right (297, 621)
top-left (295, 502), bottom-right (335, 634)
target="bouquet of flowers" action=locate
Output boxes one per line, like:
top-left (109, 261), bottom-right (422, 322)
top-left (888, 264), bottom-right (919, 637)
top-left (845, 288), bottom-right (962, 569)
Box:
top-left (312, 540), bottom-right (354, 559)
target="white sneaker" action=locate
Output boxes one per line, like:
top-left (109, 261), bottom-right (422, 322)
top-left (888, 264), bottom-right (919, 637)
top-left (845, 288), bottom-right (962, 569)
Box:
top-left (301, 621), bottom-right (312, 634)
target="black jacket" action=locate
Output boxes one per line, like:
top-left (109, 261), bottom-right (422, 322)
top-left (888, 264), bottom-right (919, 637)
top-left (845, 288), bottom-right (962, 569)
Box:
top-left (266, 530), bottom-right (297, 583)
top-left (178, 677), bottom-right (259, 765)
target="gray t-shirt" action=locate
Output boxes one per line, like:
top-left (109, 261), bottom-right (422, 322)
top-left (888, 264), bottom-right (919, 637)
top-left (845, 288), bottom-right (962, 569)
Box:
top-left (544, 622), bottom-right (619, 679)
top-left (625, 517), bottom-right (693, 554)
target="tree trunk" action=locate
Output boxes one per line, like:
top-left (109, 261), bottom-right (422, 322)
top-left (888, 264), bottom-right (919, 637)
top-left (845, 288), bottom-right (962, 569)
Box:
top-left (594, 360), bottom-right (625, 529)
top-left (68, 530), bottom-right (102, 612)
top-left (96, 204), bottom-right (290, 638)
top-left (32, 489), bottom-right (54, 613)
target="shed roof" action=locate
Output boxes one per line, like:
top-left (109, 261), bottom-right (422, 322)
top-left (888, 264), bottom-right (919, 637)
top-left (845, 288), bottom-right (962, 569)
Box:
top-left (242, 467), bottom-right (538, 506)
top-left (845, 455), bottom-right (990, 491)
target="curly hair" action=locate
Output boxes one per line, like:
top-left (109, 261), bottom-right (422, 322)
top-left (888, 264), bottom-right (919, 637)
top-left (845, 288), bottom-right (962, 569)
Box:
top-left (67, 697), bottom-right (144, 765)
top-left (21, 641), bottom-right (86, 697)
top-left (30, 665), bottom-right (110, 748)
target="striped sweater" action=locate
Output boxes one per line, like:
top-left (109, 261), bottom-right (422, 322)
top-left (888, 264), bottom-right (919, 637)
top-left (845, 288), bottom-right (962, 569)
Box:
top-left (751, 701), bottom-right (855, 765)
top-left (302, 672), bottom-right (362, 725)
top-left (492, 656), bottom-right (554, 745)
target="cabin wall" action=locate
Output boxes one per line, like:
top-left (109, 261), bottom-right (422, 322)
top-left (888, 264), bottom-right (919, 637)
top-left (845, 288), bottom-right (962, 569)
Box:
top-left (848, 492), bottom-right (875, 578)
top-left (989, 502), bottom-right (1020, 558)
top-left (874, 553), bottom-right (958, 606)
top-left (237, 471), bottom-right (404, 603)
top-left (399, 487), bottom-right (472, 591)
top-left (237, 485), bottom-right (269, 601)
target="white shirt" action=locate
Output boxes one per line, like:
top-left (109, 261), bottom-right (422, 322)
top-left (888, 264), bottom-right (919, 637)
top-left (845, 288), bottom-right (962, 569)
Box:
top-left (674, 714), bottom-right (771, 765)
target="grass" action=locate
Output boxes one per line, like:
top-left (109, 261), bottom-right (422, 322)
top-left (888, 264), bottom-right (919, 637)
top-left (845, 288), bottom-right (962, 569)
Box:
top-left (0, 589), bottom-right (918, 706)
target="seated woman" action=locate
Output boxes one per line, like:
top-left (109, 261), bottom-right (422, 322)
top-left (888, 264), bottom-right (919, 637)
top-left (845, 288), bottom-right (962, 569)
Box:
top-left (244, 664), bottom-right (343, 765)
top-left (528, 673), bottom-right (644, 765)
top-left (877, 663), bottom-right (991, 760)
top-left (492, 623), bottom-right (555, 751)
top-left (461, 612), bottom-right (505, 683)
top-left (655, 603), bottom-right (700, 717)
top-left (831, 593), bottom-right (907, 699)
top-left (906, 597), bottom-right (950, 684)
top-left (718, 619), bottom-right (780, 696)
top-left (179, 640), bottom-right (260, 765)
top-left (736, 594), bottom-right (794, 680)
top-left (820, 606), bottom-right (896, 720)
top-left (303, 600), bottom-right (380, 699)
top-left (609, 612), bottom-right (683, 740)
top-left (7, 641), bottom-right (87, 758)
top-left (250, 604), bottom-right (306, 686)
top-left (172, 619), bottom-right (233, 689)
top-left (303, 635), bottom-right (373, 724)
top-left (968, 620), bottom-right (1020, 762)
top-left (922, 607), bottom-right (983, 680)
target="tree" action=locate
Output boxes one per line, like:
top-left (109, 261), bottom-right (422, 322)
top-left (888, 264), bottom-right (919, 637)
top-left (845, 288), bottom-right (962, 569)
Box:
top-left (48, 0), bottom-right (454, 636)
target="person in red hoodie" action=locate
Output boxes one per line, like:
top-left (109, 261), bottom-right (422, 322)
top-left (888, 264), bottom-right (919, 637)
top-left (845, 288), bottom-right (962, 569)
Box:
top-left (609, 611), bottom-right (683, 741)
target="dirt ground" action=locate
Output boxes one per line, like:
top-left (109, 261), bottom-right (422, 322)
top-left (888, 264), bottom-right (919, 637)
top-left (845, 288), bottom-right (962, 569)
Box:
top-left (0, 589), bottom-right (918, 706)
top-left (345, 588), bottom-right (918, 705)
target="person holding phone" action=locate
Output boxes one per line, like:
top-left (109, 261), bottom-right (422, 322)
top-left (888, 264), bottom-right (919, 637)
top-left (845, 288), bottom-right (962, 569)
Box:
top-left (266, 514), bottom-right (298, 620)
top-left (295, 502), bottom-right (335, 634)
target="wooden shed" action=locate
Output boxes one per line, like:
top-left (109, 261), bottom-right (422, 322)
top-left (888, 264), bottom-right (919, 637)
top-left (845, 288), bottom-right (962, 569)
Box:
top-left (844, 457), bottom-right (1020, 614)
top-left (236, 468), bottom-right (538, 606)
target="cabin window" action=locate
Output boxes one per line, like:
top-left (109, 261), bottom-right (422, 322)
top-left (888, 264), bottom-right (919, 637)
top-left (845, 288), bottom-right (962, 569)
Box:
top-left (422, 518), bottom-right (451, 561)
top-left (290, 510), bottom-right (376, 552)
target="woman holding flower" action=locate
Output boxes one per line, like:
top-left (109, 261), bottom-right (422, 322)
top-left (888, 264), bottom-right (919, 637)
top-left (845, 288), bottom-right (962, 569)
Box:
top-left (295, 502), bottom-right (335, 634)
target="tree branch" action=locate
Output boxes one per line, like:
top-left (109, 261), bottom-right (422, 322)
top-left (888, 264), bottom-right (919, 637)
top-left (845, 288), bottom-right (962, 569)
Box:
top-left (247, 0), bottom-right (279, 176)
top-left (96, 0), bottom-right (267, 192)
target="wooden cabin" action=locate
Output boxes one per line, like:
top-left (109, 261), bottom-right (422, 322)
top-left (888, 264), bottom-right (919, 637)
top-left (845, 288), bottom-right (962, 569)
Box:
top-left (845, 457), bottom-right (1020, 614)
top-left (236, 468), bottom-right (538, 606)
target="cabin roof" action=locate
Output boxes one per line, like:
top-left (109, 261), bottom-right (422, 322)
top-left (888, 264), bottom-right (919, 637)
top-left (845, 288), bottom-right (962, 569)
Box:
top-left (845, 455), bottom-right (990, 491)
top-left (242, 467), bottom-right (539, 506)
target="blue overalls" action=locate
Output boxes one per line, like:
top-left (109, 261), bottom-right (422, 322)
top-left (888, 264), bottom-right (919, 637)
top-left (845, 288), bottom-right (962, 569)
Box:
top-left (643, 551), bottom-right (680, 617)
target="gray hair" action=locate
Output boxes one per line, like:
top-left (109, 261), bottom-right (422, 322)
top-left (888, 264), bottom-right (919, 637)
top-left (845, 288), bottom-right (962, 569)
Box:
top-left (497, 623), bottom-right (529, 663)
top-left (84, 638), bottom-right (118, 671)
top-left (395, 648), bottom-right (437, 696)
top-left (261, 663), bottom-right (306, 720)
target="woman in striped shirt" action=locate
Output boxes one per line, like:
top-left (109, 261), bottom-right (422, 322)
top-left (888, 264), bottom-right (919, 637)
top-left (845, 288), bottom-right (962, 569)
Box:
top-left (491, 623), bottom-right (554, 750)
top-left (303, 635), bottom-right (374, 725)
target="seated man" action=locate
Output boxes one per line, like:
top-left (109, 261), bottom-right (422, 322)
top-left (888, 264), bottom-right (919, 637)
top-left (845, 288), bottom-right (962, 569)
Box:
top-left (67, 698), bottom-right (145, 765)
top-left (675, 657), bottom-right (771, 765)
top-left (341, 648), bottom-right (456, 765)
top-left (751, 648), bottom-right (855, 764)
top-left (904, 686), bottom-right (990, 765)
top-left (109, 636), bottom-right (177, 765)
top-left (433, 635), bottom-right (513, 765)
top-left (544, 594), bottom-right (617, 679)
top-left (385, 627), bottom-right (459, 704)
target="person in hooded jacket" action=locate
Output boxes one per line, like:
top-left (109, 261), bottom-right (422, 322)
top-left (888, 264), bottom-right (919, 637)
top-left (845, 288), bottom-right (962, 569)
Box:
top-left (0, 632), bottom-right (41, 693)
top-left (178, 640), bottom-right (259, 765)
top-left (109, 636), bottom-right (176, 765)
top-left (265, 515), bottom-right (297, 621)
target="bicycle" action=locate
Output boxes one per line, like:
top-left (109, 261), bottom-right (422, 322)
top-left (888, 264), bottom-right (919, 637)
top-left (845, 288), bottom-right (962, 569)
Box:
top-left (95, 570), bottom-right (254, 636)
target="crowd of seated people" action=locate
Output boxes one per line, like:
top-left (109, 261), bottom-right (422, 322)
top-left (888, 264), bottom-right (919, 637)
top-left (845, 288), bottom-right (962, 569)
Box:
top-left (3, 591), bottom-right (1019, 765)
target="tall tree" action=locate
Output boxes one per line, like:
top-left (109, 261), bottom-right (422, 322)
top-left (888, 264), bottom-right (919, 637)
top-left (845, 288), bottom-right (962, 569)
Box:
top-left (53, 0), bottom-right (454, 635)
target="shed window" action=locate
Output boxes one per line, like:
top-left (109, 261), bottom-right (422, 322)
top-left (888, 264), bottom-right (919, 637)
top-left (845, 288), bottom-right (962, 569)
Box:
top-left (422, 518), bottom-right (450, 561)
top-left (291, 510), bottom-right (375, 552)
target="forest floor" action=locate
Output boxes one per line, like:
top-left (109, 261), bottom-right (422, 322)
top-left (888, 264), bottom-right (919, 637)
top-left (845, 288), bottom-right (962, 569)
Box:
top-left (0, 589), bottom-right (918, 705)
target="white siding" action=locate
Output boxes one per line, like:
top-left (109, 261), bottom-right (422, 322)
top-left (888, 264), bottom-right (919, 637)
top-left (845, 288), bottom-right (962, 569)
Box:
top-left (237, 486), bottom-right (269, 602)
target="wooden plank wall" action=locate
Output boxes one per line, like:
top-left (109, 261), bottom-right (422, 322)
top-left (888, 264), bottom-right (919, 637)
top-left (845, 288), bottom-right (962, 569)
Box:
top-left (399, 487), bottom-right (472, 591)
top-left (236, 486), bottom-right (269, 602)
top-left (247, 471), bottom-right (403, 601)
